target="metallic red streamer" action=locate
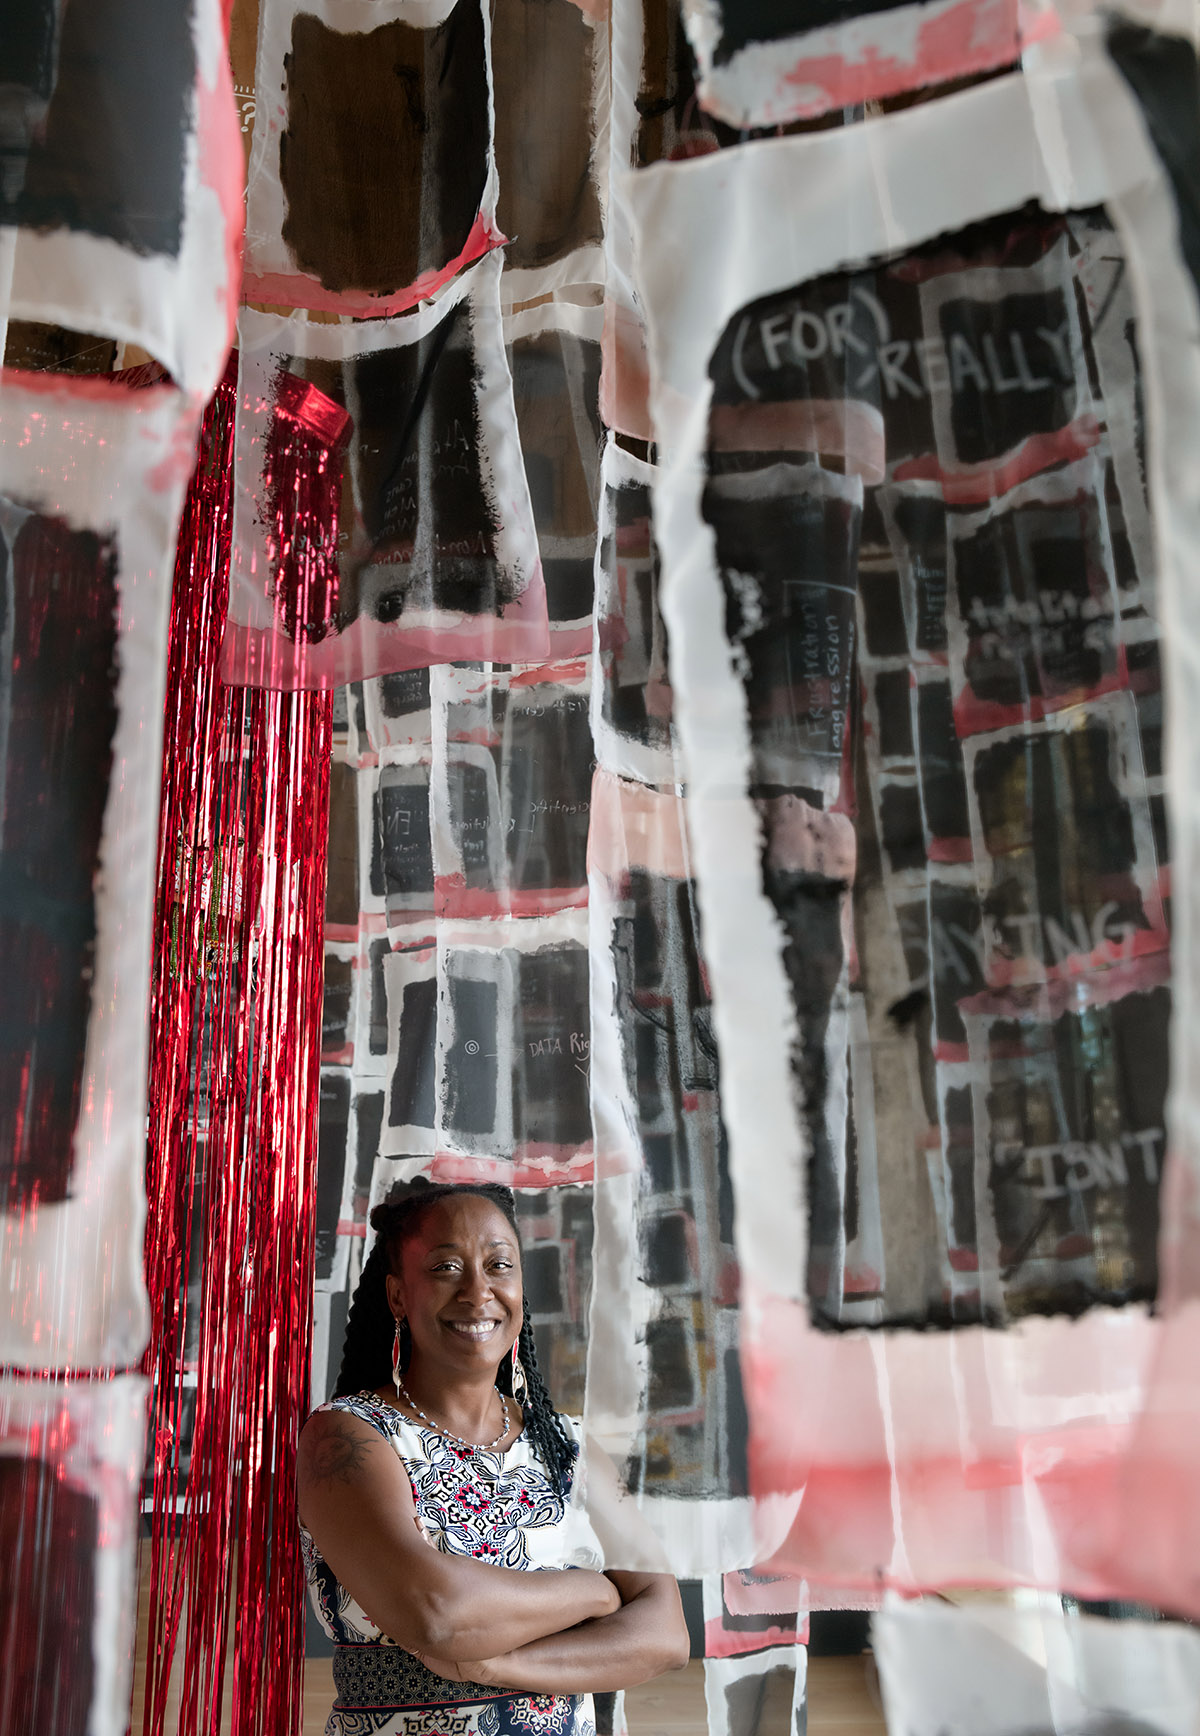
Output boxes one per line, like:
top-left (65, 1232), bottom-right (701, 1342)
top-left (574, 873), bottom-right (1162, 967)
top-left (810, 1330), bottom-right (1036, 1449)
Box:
top-left (141, 359), bottom-right (337, 1736)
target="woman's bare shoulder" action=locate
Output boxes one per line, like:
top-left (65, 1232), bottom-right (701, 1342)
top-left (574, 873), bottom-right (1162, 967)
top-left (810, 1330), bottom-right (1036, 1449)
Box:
top-left (298, 1396), bottom-right (402, 1490)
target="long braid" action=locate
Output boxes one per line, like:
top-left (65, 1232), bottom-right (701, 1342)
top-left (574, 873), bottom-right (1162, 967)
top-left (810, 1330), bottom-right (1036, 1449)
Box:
top-left (513, 1301), bottom-right (576, 1499)
top-left (332, 1232), bottom-right (396, 1398)
top-left (330, 1180), bottom-right (578, 1499)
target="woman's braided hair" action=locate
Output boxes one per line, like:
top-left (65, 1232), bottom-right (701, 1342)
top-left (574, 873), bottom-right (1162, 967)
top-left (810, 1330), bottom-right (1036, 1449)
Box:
top-left (332, 1179), bottom-right (577, 1498)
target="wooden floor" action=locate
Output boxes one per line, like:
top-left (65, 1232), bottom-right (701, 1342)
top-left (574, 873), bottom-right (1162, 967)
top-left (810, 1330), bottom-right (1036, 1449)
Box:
top-left (299, 1654), bottom-right (886, 1736)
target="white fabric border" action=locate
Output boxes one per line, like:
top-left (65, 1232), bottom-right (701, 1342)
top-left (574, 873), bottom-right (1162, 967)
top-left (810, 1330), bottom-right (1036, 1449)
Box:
top-left (503, 299), bottom-right (606, 347)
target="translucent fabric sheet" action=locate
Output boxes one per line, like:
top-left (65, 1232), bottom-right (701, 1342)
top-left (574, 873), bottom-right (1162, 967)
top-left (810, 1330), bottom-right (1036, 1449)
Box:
top-left (310, 704), bottom-right (372, 1407)
top-left (603, 0), bottom-right (720, 442)
top-left (315, 659), bottom-right (595, 1250)
top-left (1096, 22), bottom-right (1200, 1620)
top-left (308, 673), bottom-right (598, 1410)
top-left (491, 0), bottom-right (609, 305)
top-left (345, 660), bottom-right (593, 933)
top-left (506, 300), bottom-right (605, 657)
top-left (701, 1569), bottom-right (808, 1658)
top-left (703, 1646), bottom-right (807, 1736)
top-left (0, 371), bottom-right (198, 1369)
top-left (872, 1597), bottom-right (1200, 1736)
top-left (605, 0), bottom-right (832, 439)
top-left (225, 254), bottom-right (547, 687)
top-left (243, 0), bottom-right (501, 317)
top-left (679, 0), bottom-right (1022, 126)
top-left (592, 438), bottom-right (677, 784)
top-left (435, 659), bottom-right (594, 918)
top-left (0, 0), bottom-right (241, 396)
top-left (511, 1183), bottom-right (595, 1418)
top-left (0, 1374), bottom-right (146, 1736)
top-left (582, 432), bottom-right (781, 1575)
top-left (376, 909), bottom-right (593, 1186)
top-left (586, 772), bottom-right (761, 1571)
top-left (626, 38), bottom-right (1200, 1601)
top-left (705, 1638), bottom-right (805, 1736)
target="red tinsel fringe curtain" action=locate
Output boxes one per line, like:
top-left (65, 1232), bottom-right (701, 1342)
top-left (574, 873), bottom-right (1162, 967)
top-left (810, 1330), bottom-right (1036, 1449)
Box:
top-left (141, 362), bottom-right (337, 1736)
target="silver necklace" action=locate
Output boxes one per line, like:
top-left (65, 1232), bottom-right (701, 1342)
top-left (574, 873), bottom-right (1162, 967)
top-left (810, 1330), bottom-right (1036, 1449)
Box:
top-left (396, 1377), bottom-right (510, 1453)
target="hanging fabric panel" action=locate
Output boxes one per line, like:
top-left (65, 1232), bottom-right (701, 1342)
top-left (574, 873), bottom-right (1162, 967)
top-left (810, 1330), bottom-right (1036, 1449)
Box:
top-left (243, 0), bottom-right (500, 317)
top-left (378, 908), bottom-right (592, 1188)
top-left (583, 430), bottom-right (768, 1577)
top-left (0, 371), bottom-right (199, 1371)
top-left (678, 0), bottom-right (1023, 127)
top-left (872, 1598), bottom-right (1200, 1736)
top-left (225, 254), bottom-right (547, 688)
top-left (505, 299), bottom-right (605, 657)
top-left (624, 37), bottom-right (1200, 1604)
top-left (0, 1375), bottom-right (145, 1736)
top-left (0, 0), bottom-right (241, 396)
top-left (592, 439), bottom-right (676, 784)
top-left (703, 1645), bottom-right (808, 1736)
top-left (603, 0), bottom-right (722, 442)
top-left (308, 674), bottom-right (598, 1417)
top-left (434, 658), bottom-right (594, 919)
top-left (490, 0), bottom-right (609, 303)
top-left (1085, 19), bottom-right (1200, 1620)
top-left (702, 1570), bottom-right (808, 1660)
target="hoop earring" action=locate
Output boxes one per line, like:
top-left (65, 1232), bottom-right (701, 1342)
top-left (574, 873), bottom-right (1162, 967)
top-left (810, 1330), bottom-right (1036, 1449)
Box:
top-left (511, 1341), bottom-right (528, 1403)
top-left (392, 1317), bottom-right (407, 1397)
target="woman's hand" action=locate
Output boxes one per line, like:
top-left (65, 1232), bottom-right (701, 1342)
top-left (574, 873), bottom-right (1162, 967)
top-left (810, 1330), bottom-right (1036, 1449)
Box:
top-left (409, 1650), bottom-right (512, 1687)
top-left (558, 1566), bottom-right (621, 1620)
top-left (597, 1573), bottom-right (623, 1618)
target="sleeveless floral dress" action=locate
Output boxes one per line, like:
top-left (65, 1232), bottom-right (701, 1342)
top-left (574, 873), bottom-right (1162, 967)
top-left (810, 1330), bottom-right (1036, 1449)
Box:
top-left (300, 1392), bottom-right (605, 1736)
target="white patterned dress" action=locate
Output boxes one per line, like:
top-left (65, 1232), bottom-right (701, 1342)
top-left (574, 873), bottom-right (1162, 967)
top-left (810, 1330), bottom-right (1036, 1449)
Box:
top-left (300, 1392), bottom-right (605, 1736)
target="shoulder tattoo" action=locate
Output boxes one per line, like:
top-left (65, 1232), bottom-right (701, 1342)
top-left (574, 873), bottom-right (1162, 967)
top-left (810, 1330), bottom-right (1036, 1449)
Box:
top-left (304, 1415), bottom-right (374, 1487)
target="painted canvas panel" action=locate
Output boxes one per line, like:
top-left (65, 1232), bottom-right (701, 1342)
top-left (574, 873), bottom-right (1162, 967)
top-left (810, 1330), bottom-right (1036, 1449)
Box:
top-left (225, 255), bottom-right (546, 687)
top-left (0, 1376), bottom-right (145, 1736)
top-left (0, 0), bottom-right (240, 396)
top-left (506, 301), bottom-right (605, 655)
top-left (585, 772), bottom-right (758, 1573)
top-left (679, 0), bottom-right (1021, 126)
top-left (244, 0), bottom-right (500, 316)
top-left (0, 373), bottom-right (197, 1368)
top-left (491, 0), bottom-right (607, 301)
top-left (627, 46), bottom-right (1200, 1601)
top-left (592, 440), bottom-right (677, 785)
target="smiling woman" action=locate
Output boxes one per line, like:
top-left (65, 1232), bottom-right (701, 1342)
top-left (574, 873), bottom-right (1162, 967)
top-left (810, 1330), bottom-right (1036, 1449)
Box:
top-left (296, 1182), bottom-right (689, 1736)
